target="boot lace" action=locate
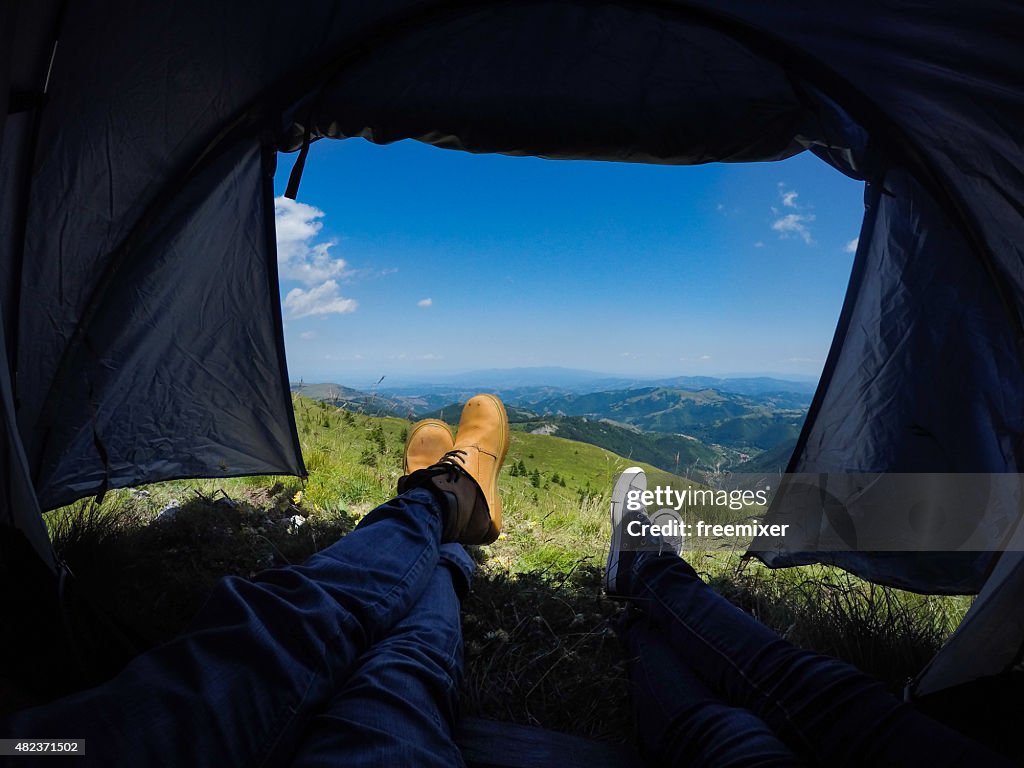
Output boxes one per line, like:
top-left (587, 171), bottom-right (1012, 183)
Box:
top-left (435, 449), bottom-right (468, 481)
top-left (413, 449), bottom-right (467, 483)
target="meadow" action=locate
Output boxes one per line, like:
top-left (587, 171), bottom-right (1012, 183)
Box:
top-left (44, 396), bottom-right (971, 740)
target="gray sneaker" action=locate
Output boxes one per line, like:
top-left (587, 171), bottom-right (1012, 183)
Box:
top-left (605, 467), bottom-right (646, 595)
top-left (648, 507), bottom-right (684, 557)
top-left (605, 467), bottom-right (684, 596)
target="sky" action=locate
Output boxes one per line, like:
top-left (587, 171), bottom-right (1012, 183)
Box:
top-left (273, 139), bottom-right (864, 386)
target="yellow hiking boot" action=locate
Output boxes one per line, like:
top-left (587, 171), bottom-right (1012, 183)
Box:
top-left (402, 394), bottom-right (509, 544)
top-left (403, 419), bottom-right (455, 474)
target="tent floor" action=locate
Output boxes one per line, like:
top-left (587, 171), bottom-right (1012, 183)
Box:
top-left (915, 672), bottom-right (1024, 763)
top-left (456, 717), bottom-right (646, 768)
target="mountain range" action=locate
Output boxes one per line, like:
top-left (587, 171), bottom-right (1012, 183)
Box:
top-left (291, 368), bottom-right (813, 477)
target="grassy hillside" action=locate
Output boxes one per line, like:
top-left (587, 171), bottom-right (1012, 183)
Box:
top-left (289, 381), bottom-right (406, 417)
top-left (37, 395), bottom-right (970, 743)
top-left (426, 402), bottom-right (727, 475)
top-left (513, 416), bottom-right (721, 474)
top-left (290, 396), bottom-right (739, 573)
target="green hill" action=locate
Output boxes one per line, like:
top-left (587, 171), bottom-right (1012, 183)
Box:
top-left (289, 381), bottom-right (407, 417)
top-left (533, 386), bottom-right (807, 451)
top-left (423, 401), bottom-right (541, 424)
top-left (278, 396), bottom-right (742, 572)
top-left (513, 416), bottom-right (721, 474)
top-left (425, 402), bottom-right (725, 475)
top-left (732, 438), bottom-right (798, 475)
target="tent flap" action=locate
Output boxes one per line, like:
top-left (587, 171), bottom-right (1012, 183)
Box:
top-left (28, 138), bottom-right (304, 511)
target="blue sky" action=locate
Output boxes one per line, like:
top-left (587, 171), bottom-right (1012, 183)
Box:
top-left (273, 139), bottom-right (863, 385)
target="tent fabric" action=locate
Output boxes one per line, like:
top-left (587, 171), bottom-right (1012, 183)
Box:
top-left (750, 164), bottom-right (1024, 593)
top-left (2, 0), bottom-right (1023, 697)
top-left (29, 138), bottom-right (303, 511)
top-left (914, 533), bottom-right (1024, 697)
top-left (299, 4), bottom-right (809, 164)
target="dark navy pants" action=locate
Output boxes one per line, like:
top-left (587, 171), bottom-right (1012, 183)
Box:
top-left (2, 487), bottom-right (470, 767)
top-left (621, 551), bottom-right (1013, 767)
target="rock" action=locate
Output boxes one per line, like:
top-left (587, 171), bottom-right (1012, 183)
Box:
top-left (155, 501), bottom-right (180, 522)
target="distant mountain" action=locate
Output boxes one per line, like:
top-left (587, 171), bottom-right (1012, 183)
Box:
top-left (647, 376), bottom-right (817, 397)
top-left (531, 387), bottom-right (808, 452)
top-left (376, 367), bottom-right (817, 399)
top-left (293, 380), bottom-right (804, 478)
top-left (383, 385), bottom-right (589, 413)
top-left (379, 367), bottom-right (631, 393)
top-left (289, 382), bottom-right (408, 417)
top-left (422, 402), bottom-right (542, 424)
top-left (423, 403), bottom-right (727, 475)
top-left (730, 438), bottom-right (799, 475)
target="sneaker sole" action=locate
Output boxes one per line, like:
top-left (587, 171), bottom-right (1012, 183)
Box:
top-left (606, 467), bottom-right (647, 595)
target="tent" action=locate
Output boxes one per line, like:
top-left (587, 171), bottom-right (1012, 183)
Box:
top-left (3, 0), bottom-right (1022, 727)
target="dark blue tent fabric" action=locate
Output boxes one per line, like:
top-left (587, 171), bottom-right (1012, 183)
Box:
top-left (750, 165), bottom-right (1024, 592)
top-left (29, 139), bottom-right (299, 511)
top-left (2, 0), bottom-right (1023, 690)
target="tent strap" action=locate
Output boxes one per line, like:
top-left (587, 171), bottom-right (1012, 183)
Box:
top-left (284, 115), bottom-right (312, 200)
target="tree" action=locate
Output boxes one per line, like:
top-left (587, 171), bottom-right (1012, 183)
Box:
top-left (530, 468), bottom-right (541, 488)
top-left (370, 424), bottom-right (387, 453)
top-left (359, 446), bottom-right (377, 467)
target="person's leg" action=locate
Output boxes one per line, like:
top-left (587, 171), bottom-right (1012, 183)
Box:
top-left (289, 544), bottom-right (473, 768)
top-left (2, 399), bottom-right (509, 768)
top-left (0, 488), bottom-right (446, 768)
top-left (621, 609), bottom-right (805, 768)
top-left (626, 551), bottom-right (1014, 767)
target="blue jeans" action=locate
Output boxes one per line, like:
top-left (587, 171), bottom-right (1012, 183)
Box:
top-left (620, 551), bottom-right (1013, 767)
top-left (1, 487), bottom-right (471, 767)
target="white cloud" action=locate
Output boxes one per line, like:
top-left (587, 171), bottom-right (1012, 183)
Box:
top-left (699, 354), bottom-right (712, 360)
top-left (771, 186), bottom-right (814, 244)
top-left (772, 213), bottom-right (816, 245)
top-left (845, 237), bottom-right (859, 253)
top-left (416, 353), bottom-right (443, 361)
top-left (299, 330), bottom-right (316, 340)
top-left (284, 281), bottom-right (358, 318)
top-left (274, 197), bottom-right (350, 285)
top-left (417, 298), bottom-right (433, 308)
top-left (754, 241), bottom-right (765, 248)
